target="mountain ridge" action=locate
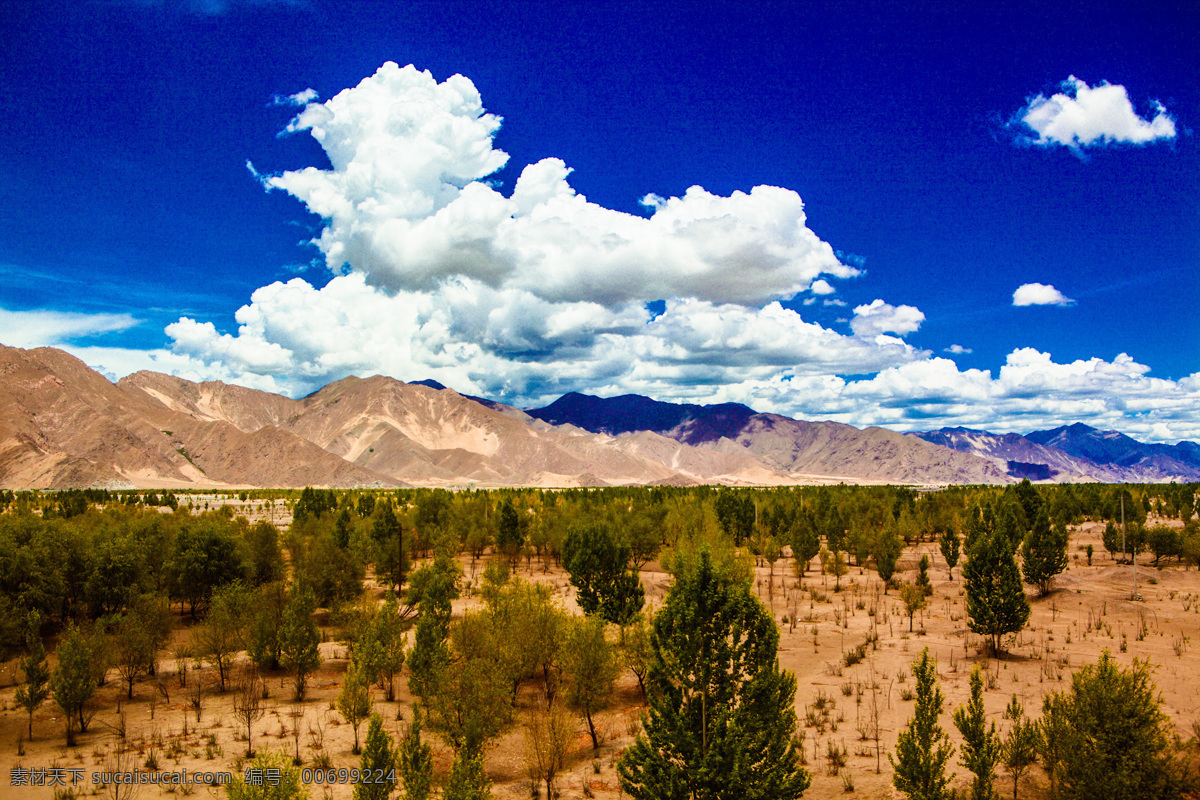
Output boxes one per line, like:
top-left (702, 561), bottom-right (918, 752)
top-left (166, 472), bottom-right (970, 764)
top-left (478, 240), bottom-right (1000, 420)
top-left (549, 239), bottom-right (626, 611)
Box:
top-left (4, 344), bottom-right (1190, 489)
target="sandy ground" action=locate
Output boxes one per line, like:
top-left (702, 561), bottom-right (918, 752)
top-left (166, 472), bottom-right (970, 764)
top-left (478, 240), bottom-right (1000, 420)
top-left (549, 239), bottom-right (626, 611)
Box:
top-left (2, 519), bottom-right (1199, 799)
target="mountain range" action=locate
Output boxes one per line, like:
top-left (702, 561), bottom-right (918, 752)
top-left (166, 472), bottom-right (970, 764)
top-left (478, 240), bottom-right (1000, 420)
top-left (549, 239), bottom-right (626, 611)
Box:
top-left (1, 344), bottom-right (1195, 489)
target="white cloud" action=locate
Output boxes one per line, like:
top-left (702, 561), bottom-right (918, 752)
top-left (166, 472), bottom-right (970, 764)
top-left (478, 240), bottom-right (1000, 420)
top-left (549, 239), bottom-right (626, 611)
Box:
top-left (160, 273), bottom-right (928, 402)
top-left (945, 344), bottom-right (972, 355)
top-left (810, 279), bottom-right (836, 295)
top-left (0, 307), bottom-right (138, 348)
top-left (272, 88), bottom-right (318, 107)
top-left (1013, 282), bottom-right (1074, 306)
top-left (850, 299), bottom-right (924, 337)
top-left (1016, 76), bottom-right (1176, 152)
top-left (264, 62), bottom-right (858, 307)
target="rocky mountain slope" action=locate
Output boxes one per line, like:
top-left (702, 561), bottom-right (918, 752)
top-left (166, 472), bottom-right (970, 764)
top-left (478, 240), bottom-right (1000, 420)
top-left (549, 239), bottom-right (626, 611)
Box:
top-left (526, 392), bottom-right (1011, 484)
top-left (0, 345), bottom-right (394, 489)
top-left (0, 345), bottom-right (798, 489)
top-left (912, 425), bottom-right (1200, 483)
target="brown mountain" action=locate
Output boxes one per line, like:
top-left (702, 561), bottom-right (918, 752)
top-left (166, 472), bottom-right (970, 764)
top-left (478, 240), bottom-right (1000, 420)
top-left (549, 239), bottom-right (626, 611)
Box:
top-left (528, 392), bottom-right (1011, 485)
top-left (1, 343), bottom-right (1008, 489)
top-left (121, 371), bottom-right (790, 487)
top-left (0, 345), bottom-right (397, 489)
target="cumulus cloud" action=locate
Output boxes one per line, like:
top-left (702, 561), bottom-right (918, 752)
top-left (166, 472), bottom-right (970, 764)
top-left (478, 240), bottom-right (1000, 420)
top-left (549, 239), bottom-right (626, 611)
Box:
top-left (0, 307), bottom-right (138, 348)
top-left (945, 344), bottom-right (972, 355)
top-left (162, 273), bottom-right (927, 403)
top-left (810, 279), bottom-right (836, 295)
top-left (1015, 76), bottom-right (1177, 152)
top-left (849, 299), bottom-right (924, 337)
top-left (263, 62), bottom-right (857, 307)
top-left (1013, 282), bottom-right (1074, 306)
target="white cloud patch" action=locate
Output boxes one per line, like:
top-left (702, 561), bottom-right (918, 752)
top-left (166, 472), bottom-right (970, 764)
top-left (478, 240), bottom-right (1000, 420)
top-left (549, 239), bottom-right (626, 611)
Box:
top-left (272, 88), bottom-right (318, 107)
top-left (849, 299), bottom-right (924, 337)
top-left (0, 307), bottom-right (138, 348)
top-left (945, 344), bottom-right (972, 355)
top-left (1015, 76), bottom-right (1177, 152)
top-left (809, 278), bottom-right (836, 295)
top-left (1013, 282), bottom-right (1074, 307)
top-left (264, 62), bottom-right (858, 307)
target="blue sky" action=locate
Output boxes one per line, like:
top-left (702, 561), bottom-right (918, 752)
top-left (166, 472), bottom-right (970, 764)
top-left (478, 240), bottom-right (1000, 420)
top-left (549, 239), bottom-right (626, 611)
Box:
top-left (1, 0), bottom-right (1197, 441)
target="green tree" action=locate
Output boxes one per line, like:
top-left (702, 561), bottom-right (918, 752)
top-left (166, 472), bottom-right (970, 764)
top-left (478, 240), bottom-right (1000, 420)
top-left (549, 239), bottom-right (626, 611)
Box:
top-left (496, 499), bottom-right (523, 570)
top-left (112, 604), bottom-right (158, 700)
top-left (370, 501), bottom-right (406, 593)
top-left (916, 554), bottom-right (933, 595)
top-left (874, 529), bottom-right (902, 590)
top-left (443, 749), bottom-right (492, 800)
top-left (1040, 651), bottom-right (1189, 800)
top-left (560, 614), bottom-right (619, 750)
top-left (279, 586), bottom-right (322, 700)
top-left (562, 522), bottom-right (645, 626)
top-left (225, 749), bottom-right (310, 800)
top-left (999, 695), bottom-right (1039, 800)
top-left (963, 531), bottom-right (1030, 656)
top-left (246, 520), bottom-right (284, 586)
top-left (953, 665), bottom-right (1000, 800)
top-left (354, 714), bottom-right (399, 800)
top-left (900, 582), bottom-right (927, 632)
top-left (196, 583), bottom-right (250, 692)
top-left (940, 529), bottom-right (960, 580)
top-left (406, 611), bottom-right (449, 703)
top-left (51, 623), bottom-right (96, 746)
top-left (714, 490), bottom-right (755, 546)
top-left (1101, 521), bottom-right (1121, 561)
top-left (14, 615), bottom-right (49, 739)
top-left (890, 648), bottom-right (954, 800)
top-left (338, 661), bottom-right (373, 754)
top-left (789, 515), bottom-right (820, 574)
top-left (398, 704), bottom-right (434, 800)
top-left (1020, 509), bottom-right (1068, 596)
top-left (430, 612), bottom-right (513, 755)
top-left (398, 704), bottom-right (433, 800)
top-left (354, 590), bottom-right (407, 701)
top-left (246, 581), bottom-right (288, 671)
top-left (168, 521), bottom-right (247, 617)
top-left (617, 548), bottom-right (810, 800)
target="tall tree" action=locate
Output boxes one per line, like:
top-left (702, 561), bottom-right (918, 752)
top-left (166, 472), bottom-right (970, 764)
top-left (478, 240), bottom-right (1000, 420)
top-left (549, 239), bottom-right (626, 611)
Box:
top-left (195, 583), bottom-right (250, 692)
top-left (338, 661), bottom-right (373, 754)
top-left (999, 696), bottom-right (1039, 800)
top-left (560, 614), bottom-right (619, 750)
top-left (789, 514), bottom-right (820, 574)
top-left (940, 528), bottom-right (960, 581)
top-left (279, 586), bottom-right (322, 701)
top-left (1020, 509), bottom-right (1068, 596)
top-left (890, 648), bottom-right (954, 800)
top-left (397, 704), bottom-right (433, 800)
top-left (562, 522), bottom-right (644, 626)
top-left (51, 623), bottom-right (96, 746)
top-left (14, 615), bottom-right (49, 739)
top-left (873, 528), bottom-right (902, 591)
top-left (1040, 651), bottom-right (1189, 800)
top-left (963, 530), bottom-right (1030, 656)
top-left (953, 665), bottom-right (1000, 800)
top-left (617, 548), bottom-right (810, 800)
top-left (443, 749), bottom-right (492, 800)
top-left (496, 499), bottom-right (523, 570)
top-left (354, 714), bottom-right (400, 800)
